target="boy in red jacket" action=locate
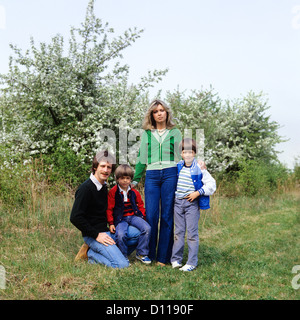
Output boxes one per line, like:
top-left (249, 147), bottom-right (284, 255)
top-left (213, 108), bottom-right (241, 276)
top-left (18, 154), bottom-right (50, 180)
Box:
top-left (107, 164), bottom-right (151, 264)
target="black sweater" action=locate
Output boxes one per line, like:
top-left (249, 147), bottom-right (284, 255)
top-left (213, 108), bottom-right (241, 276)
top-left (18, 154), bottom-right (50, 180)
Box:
top-left (70, 178), bottom-right (109, 239)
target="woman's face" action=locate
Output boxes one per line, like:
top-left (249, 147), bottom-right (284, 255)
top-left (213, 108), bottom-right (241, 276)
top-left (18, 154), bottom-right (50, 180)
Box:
top-left (152, 104), bottom-right (167, 125)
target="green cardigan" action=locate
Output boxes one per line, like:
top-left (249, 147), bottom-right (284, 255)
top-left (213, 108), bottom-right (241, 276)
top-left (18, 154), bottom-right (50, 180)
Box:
top-left (133, 128), bottom-right (182, 184)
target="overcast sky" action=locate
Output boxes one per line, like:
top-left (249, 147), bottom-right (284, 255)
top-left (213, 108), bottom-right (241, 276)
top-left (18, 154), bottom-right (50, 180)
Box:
top-left (0, 0), bottom-right (299, 169)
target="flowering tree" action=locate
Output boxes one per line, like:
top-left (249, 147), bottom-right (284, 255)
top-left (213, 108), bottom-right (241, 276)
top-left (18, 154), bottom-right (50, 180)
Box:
top-left (0, 0), bottom-right (285, 187)
top-left (0, 0), bottom-right (166, 175)
top-left (167, 89), bottom-right (284, 173)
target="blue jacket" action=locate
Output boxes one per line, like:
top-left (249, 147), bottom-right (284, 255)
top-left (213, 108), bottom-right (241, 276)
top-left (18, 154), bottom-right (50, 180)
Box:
top-left (177, 159), bottom-right (210, 210)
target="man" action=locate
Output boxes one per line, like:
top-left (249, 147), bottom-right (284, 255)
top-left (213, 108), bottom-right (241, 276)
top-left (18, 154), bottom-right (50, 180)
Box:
top-left (70, 150), bottom-right (140, 268)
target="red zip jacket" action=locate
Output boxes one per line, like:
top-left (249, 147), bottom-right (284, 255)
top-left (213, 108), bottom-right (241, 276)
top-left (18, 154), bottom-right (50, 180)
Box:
top-left (107, 185), bottom-right (146, 226)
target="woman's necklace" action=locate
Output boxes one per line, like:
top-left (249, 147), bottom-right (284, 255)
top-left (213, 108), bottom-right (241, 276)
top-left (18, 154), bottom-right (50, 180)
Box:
top-left (157, 127), bottom-right (167, 135)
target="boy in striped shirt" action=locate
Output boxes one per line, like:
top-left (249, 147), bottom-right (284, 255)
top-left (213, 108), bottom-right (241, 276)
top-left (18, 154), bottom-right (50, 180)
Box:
top-left (171, 138), bottom-right (216, 271)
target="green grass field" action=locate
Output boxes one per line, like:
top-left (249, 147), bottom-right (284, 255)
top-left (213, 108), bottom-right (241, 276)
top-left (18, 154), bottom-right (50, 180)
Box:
top-left (0, 190), bottom-right (299, 300)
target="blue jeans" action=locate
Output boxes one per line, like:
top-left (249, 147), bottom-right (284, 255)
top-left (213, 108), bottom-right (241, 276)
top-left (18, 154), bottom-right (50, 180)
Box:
top-left (144, 166), bottom-right (177, 263)
top-left (116, 215), bottom-right (151, 257)
top-left (171, 198), bottom-right (200, 266)
top-left (83, 226), bottom-right (140, 268)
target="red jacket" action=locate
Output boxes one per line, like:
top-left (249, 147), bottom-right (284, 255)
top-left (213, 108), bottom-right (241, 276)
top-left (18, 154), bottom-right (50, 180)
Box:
top-left (106, 185), bottom-right (146, 226)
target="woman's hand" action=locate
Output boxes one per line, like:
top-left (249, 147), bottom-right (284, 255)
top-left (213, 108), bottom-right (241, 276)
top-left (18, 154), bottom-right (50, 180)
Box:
top-left (198, 160), bottom-right (207, 170)
top-left (96, 232), bottom-right (116, 246)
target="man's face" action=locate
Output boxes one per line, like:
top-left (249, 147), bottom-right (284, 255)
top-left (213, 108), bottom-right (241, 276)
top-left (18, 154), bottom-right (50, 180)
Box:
top-left (94, 161), bottom-right (112, 184)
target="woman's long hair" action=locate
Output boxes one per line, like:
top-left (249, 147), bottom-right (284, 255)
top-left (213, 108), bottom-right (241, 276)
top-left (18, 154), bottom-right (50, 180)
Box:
top-left (142, 99), bottom-right (176, 130)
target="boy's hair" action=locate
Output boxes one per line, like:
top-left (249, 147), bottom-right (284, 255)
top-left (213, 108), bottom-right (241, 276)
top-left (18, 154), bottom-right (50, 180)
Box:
top-left (179, 138), bottom-right (197, 153)
top-left (115, 164), bottom-right (134, 180)
top-left (91, 150), bottom-right (116, 174)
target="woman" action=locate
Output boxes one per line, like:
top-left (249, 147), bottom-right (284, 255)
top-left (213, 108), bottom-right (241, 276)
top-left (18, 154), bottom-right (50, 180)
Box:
top-left (132, 99), bottom-right (182, 265)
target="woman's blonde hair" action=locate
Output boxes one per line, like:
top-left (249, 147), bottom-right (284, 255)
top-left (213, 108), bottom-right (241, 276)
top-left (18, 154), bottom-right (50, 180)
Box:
top-left (142, 99), bottom-right (176, 130)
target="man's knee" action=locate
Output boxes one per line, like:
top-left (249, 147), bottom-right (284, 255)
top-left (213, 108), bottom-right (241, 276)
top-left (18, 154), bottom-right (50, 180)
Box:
top-left (116, 259), bottom-right (130, 269)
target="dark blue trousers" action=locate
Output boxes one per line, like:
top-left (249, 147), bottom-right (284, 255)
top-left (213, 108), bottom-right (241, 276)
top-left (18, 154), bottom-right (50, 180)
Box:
top-left (115, 215), bottom-right (151, 257)
top-left (144, 166), bottom-right (177, 264)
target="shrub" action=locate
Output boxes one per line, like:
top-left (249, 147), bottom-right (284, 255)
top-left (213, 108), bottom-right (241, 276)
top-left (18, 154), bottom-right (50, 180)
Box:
top-left (236, 159), bottom-right (289, 196)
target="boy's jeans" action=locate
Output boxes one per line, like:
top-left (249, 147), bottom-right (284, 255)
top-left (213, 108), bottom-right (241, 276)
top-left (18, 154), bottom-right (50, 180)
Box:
top-left (115, 215), bottom-right (151, 257)
top-left (83, 226), bottom-right (140, 268)
top-left (171, 197), bottom-right (200, 266)
top-left (144, 166), bottom-right (177, 263)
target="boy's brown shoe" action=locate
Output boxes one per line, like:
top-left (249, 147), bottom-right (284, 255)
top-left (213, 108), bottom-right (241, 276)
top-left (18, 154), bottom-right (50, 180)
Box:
top-left (74, 243), bottom-right (89, 261)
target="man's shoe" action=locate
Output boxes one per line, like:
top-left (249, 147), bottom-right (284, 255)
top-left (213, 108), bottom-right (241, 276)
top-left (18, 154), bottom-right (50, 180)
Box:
top-left (136, 255), bottom-right (152, 264)
top-left (74, 243), bottom-right (89, 262)
top-left (171, 261), bottom-right (182, 268)
top-left (179, 264), bottom-right (196, 272)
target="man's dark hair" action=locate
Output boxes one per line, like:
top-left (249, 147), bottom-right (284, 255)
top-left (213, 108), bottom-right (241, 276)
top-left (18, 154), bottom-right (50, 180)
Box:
top-left (91, 150), bottom-right (116, 174)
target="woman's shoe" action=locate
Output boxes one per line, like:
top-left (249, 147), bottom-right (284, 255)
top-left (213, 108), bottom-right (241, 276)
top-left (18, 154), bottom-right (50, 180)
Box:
top-left (156, 262), bottom-right (166, 267)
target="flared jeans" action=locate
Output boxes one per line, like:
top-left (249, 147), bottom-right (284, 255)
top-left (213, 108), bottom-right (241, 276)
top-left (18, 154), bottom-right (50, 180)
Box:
top-left (144, 166), bottom-right (177, 264)
top-left (83, 226), bottom-right (140, 268)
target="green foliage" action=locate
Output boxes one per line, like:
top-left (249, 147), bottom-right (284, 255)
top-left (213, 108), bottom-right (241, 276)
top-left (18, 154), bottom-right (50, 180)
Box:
top-left (0, 0), bottom-right (288, 195)
top-left (236, 160), bottom-right (289, 196)
top-left (44, 139), bottom-right (91, 187)
top-left (0, 0), bottom-right (166, 187)
top-left (1, 190), bottom-right (299, 299)
top-left (167, 88), bottom-right (285, 173)
top-left (293, 156), bottom-right (300, 182)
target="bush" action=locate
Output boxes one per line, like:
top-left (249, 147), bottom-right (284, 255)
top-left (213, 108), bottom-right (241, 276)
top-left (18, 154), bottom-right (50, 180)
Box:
top-left (293, 156), bottom-right (300, 183)
top-left (43, 139), bottom-right (91, 188)
top-left (236, 160), bottom-right (289, 196)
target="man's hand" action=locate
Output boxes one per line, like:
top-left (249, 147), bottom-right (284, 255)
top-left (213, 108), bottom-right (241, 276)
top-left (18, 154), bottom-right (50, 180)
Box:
top-left (184, 191), bottom-right (200, 202)
top-left (96, 232), bottom-right (116, 246)
top-left (109, 225), bottom-right (116, 234)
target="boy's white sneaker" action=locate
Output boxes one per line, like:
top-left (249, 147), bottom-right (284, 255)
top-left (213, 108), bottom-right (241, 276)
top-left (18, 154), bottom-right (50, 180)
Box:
top-left (171, 261), bottom-right (182, 268)
top-left (179, 264), bottom-right (196, 272)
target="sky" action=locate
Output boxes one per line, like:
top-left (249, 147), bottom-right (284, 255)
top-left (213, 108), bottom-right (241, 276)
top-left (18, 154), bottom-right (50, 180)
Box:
top-left (0, 0), bottom-right (299, 169)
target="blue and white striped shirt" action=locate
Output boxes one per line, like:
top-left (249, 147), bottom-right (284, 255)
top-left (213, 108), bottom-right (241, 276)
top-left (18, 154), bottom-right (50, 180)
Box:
top-left (175, 166), bottom-right (196, 199)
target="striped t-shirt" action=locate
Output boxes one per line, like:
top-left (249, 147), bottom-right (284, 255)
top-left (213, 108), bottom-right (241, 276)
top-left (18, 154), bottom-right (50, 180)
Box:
top-left (118, 185), bottom-right (134, 217)
top-left (175, 166), bottom-right (195, 199)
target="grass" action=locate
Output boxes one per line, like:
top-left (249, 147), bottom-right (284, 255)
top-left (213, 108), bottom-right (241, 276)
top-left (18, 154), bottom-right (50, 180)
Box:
top-left (0, 189), bottom-right (299, 300)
